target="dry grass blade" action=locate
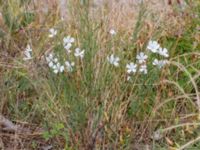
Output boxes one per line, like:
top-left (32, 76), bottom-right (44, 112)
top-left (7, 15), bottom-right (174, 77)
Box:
top-left (178, 136), bottom-right (200, 150)
top-left (0, 115), bottom-right (18, 132)
top-left (169, 61), bottom-right (200, 112)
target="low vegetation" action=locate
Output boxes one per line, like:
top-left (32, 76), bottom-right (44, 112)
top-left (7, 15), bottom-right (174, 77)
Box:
top-left (0, 0), bottom-right (200, 149)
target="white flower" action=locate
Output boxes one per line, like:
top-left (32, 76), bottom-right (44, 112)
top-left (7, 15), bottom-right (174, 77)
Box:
top-left (109, 29), bottom-right (116, 35)
top-left (46, 53), bottom-right (54, 63)
top-left (147, 40), bottom-right (160, 53)
top-left (152, 59), bottom-right (159, 66)
top-left (65, 61), bottom-right (75, 72)
top-left (24, 51), bottom-right (32, 60)
top-left (64, 43), bottom-right (72, 51)
top-left (46, 53), bottom-right (54, 62)
top-left (25, 44), bottom-right (32, 52)
top-left (152, 59), bottom-right (168, 68)
top-left (136, 52), bottom-right (148, 64)
top-left (52, 63), bottom-right (65, 74)
top-left (63, 36), bottom-right (75, 52)
top-left (52, 64), bottom-right (60, 74)
top-left (48, 61), bottom-right (54, 68)
top-left (56, 62), bottom-right (60, 68)
top-left (126, 62), bottom-right (137, 74)
top-left (63, 36), bottom-right (75, 54)
top-left (49, 28), bottom-right (57, 38)
top-left (127, 76), bottom-right (131, 81)
top-left (158, 48), bottom-right (169, 58)
top-left (52, 65), bottom-right (57, 70)
top-left (48, 53), bottom-right (54, 59)
top-left (139, 65), bottom-right (147, 74)
top-left (74, 48), bottom-right (85, 59)
top-left (53, 58), bottom-right (58, 63)
top-left (63, 36), bottom-right (75, 45)
top-left (59, 65), bottom-right (65, 73)
top-left (107, 54), bottom-right (120, 67)
top-left (23, 44), bottom-right (32, 60)
top-left (53, 69), bottom-right (59, 74)
top-left (45, 54), bottom-right (65, 74)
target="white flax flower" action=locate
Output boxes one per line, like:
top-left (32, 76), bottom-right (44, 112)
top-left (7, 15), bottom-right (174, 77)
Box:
top-left (147, 40), bottom-right (160, 53)
top-left (126, 62), bottom-right (137, 74)
top-left (48, 61), bottom-right (54, 68)
top-left (139, 65), bottom-right (148, 74)
top-left (63, 36), bottom-right (75, 45)
top-left (49, 28), bottom-right (57, 38)
top-left (136, 52), bottom-right (148, 64)
top-left (65, 61), bottom-right (75, 72)
top-left (63, 36), bottom-right (75, 52)
top-left (74, 48), bottom-right (85, 59)
top-left (53, 58), bottom-right (58, 63)
top-left (46, 53), bottom-right (54, 62)
top-left (152, 59), bottom-right (168, 69)
top-left (158, 47), bottom-right (169, 58)
top-left (45, 54), bottom-right (65, 74)
top-left (59, 65), bottom-right (65, 73)
top-left (127, 76), bottom-right (131, 81)
top-left (107, 54), bottom-right (120, 67)
top-left (52, 63), bottom-right (65, 74)
top-left (64, 43), bottom-right (72, 52)
top-left (53, 67), bottom-right (59, 74)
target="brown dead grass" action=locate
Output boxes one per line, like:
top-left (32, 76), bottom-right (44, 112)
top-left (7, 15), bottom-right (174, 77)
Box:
top-left (0, 0), bottom-right (195, 149)
top-left (32, 0), bottom-right (185, 34)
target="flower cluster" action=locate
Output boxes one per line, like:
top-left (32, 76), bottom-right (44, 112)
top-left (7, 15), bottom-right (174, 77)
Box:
top-left (45, 30), bottom-right (85, 74)
top-left (125, 52), bottom-right (149, 78)
top-left (152, 59), bottom-right (168, 69)
top-left (23, 28), bottom-right (169, 78)
top-left (147, 40), bottom-right (169, 68)
top-left (46, 52), bottom-right (76, 74)
top-left (63, 35), bottom-right (75, 53)
top-left (136, 52), bottom-right (148, 74)
top-left (46, 53), bottom-right (65, 74)
top-left (107, 40), bottom-right (169, 80)
top-left (107, 51), bottom-right (149, 75)
top-left (65, 61), bottom-right (75, 72)
top-left (62, 36), bottom-right (85, 58)
top-left (147, 40), bottom-right (169, 58)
